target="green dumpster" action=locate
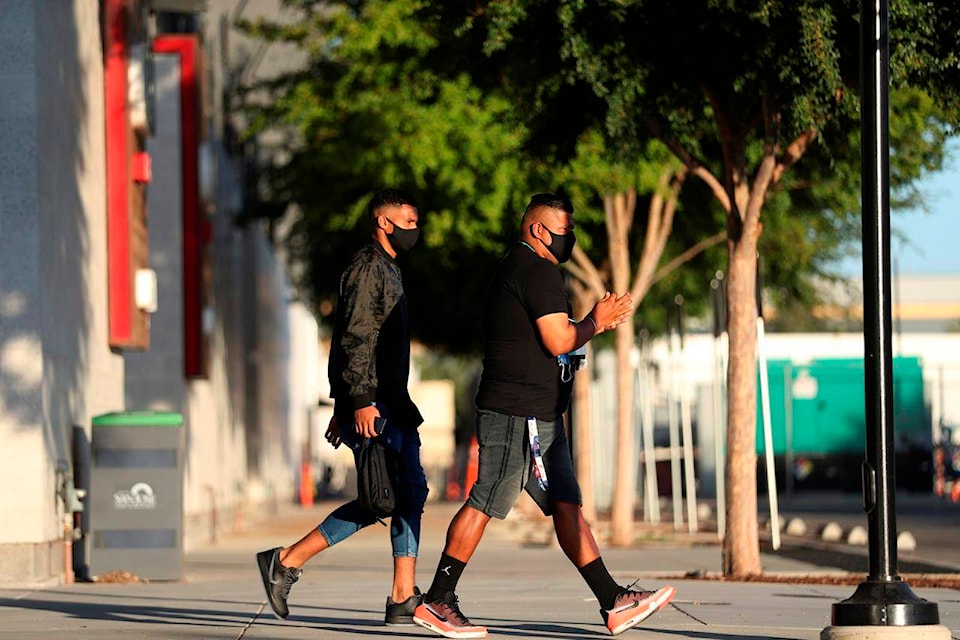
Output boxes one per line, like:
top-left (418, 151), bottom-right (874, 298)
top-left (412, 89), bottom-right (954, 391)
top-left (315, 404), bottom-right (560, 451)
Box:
top-left (89, 411), bottom-right (184, 580)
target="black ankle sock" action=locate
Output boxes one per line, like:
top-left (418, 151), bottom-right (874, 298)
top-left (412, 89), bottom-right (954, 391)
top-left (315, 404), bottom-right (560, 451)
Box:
top-left (578, 558), bottom-right (621, 610)
top-left (425, 553), bottom-right (466, 603)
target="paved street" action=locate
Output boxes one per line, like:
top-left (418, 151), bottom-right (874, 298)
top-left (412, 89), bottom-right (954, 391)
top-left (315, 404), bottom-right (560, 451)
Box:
top-left (1, 499), bottom-right (958, 639)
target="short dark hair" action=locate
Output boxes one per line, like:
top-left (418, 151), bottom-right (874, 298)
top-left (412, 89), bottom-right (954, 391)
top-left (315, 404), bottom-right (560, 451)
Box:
top-left (367, 188), bottom-right (419, 222)
top-left (524, 193), bottom-right (574, 217)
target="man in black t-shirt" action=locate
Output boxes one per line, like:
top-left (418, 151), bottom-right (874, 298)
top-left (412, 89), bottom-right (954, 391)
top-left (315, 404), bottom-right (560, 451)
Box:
top-left (475, 238), bottom-right (574, 421)
top-left (413, 194), bottom-right (676, 638)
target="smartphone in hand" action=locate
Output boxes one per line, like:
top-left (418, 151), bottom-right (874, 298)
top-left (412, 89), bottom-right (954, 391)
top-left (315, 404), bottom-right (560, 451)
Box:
top-left (374, 416), bottom-right (388, 437)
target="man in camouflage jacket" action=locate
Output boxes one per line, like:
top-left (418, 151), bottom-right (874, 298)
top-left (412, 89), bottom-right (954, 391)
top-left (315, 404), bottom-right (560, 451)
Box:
top-left (257, 189), bottom-right (429, 626)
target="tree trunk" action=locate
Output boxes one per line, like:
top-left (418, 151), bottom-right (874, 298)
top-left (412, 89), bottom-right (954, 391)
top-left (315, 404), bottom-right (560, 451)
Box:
top-left (654, 125), bottom-right (808, 575)
top-left (571, 286), bottom-right (598, 523)
top-left (721, 222), bottom-right (762, 575)
top-left (609, 321), bottom-right (637, 545)
top-left (564, 177), bottom-right (714, 544)
top-left (572, 343), bottom-right (596, 523)
top-left (719, 146), bottom-right (778, 575)
top-left (608, 192), bottom-right (636, 546)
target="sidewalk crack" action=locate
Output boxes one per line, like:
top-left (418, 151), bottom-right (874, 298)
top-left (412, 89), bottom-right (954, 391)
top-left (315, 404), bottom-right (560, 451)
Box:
top-left (237, 602), bottom-right (267, 639)
top-left (669, 601), bottom-right (708, 625)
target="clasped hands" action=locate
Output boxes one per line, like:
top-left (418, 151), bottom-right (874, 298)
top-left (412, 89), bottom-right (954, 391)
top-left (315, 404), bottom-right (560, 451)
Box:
top-left (589, 291), bottom-right (633, 334)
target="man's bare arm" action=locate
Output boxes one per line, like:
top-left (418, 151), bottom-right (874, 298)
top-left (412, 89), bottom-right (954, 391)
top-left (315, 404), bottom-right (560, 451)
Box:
top-left (535, 292), bottom-right (633, 356)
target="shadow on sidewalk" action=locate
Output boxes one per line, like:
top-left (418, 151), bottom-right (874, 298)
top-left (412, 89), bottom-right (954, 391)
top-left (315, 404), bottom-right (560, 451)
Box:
top-left (651, 631), bottom-right (800, 640)
top-left (0, 594), bottom-right (251, 630)
top-left (485, 622), bottom-right (607, 638)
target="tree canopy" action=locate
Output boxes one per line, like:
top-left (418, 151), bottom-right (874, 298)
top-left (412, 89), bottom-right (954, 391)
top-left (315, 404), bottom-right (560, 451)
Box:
top-left (240, 2), bottom-right (956, 348)
top-left (238, 1), bottom-right (535, 351)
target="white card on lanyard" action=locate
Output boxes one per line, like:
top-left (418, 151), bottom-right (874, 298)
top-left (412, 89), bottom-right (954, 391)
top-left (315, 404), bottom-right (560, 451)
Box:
top-left (527, 417), bottom-right (549, 490)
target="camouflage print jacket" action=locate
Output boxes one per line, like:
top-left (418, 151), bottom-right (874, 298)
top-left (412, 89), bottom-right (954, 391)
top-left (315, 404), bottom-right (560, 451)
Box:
top-left (328, 243), bottom-right (423, 429)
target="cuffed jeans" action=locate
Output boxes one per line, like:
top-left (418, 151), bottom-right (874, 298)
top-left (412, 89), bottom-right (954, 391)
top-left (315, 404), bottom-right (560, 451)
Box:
top-left (317, 413), bottom-right (428, 557)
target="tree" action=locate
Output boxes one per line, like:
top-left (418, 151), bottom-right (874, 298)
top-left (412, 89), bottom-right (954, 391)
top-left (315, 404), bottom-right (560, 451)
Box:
top-left (557, 131), bottom-right (724, 542)
top-left (534, 0), bottom-right (960, 574)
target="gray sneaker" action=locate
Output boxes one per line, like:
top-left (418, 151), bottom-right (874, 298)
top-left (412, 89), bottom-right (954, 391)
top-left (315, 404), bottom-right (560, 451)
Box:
top-left (385, 586), bottom-right (422, 625)
top-left (256, 547), bottom-right (302, 619)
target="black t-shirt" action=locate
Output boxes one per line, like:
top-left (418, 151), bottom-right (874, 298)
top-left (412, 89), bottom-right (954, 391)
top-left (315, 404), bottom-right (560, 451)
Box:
top-left (475, 244), bottom-right (572, 420)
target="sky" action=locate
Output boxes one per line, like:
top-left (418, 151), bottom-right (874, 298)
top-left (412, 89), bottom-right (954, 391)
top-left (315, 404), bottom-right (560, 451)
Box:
top-left (841, 139), bottom-right (960, 277)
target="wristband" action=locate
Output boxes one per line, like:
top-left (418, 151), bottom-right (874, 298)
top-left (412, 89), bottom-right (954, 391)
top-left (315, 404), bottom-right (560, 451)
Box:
top-left (582, 315), bottom-right (598, 335)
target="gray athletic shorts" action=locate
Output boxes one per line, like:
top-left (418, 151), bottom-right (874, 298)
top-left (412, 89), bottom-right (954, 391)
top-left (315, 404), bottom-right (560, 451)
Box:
top-left (466, 409), bottom-right (582, 519)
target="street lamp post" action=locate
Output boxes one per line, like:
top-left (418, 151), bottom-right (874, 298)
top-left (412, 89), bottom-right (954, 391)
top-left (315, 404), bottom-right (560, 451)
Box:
top-left (828, 0), bottom-right (940, 628)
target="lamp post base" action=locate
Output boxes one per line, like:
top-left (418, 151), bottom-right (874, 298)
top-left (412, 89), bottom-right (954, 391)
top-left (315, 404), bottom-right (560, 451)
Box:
top-left (830, 580), bottom-right (940, 627)
top-left (822, 625), bottom-right (951, 640)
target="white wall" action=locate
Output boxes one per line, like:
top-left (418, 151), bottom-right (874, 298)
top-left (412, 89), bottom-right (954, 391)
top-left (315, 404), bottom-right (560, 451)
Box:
top-left (0, 0), bottom-right (334, 583)
top-left (287, 302), bottom-right (326, 475)
top-left (0, 1), bottom-right (123, 583)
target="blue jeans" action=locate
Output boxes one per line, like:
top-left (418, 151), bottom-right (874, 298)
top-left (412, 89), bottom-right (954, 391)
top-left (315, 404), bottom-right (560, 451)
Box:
top-left (317, 409), bottom-right (428, 557)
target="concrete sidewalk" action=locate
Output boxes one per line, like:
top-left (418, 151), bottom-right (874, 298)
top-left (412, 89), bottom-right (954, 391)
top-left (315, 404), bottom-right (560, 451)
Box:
top-left (1, 500), bottom-right (957, 639)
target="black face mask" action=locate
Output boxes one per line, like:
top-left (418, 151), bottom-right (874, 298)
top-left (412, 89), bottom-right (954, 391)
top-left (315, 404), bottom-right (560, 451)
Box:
top-left (541, 227), bottom-right (576, 263)
top-left (388, 224), bottom-right (420, 253)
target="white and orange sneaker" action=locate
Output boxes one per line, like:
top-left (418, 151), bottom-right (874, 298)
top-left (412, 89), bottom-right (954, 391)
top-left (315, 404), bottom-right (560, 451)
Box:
top-left (412, 594), bottom-right (487, 639)
top-left (601, 584), bottom-right (675, 635)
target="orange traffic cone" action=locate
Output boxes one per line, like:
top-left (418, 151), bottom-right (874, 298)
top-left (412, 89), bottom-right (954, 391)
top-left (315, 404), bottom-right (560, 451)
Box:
top-left (445, 464), bottom-right (461, 501)
top-left (934, 449), bottom-right (945, 497)
top-left (299, 458), bottom-right (314, 507)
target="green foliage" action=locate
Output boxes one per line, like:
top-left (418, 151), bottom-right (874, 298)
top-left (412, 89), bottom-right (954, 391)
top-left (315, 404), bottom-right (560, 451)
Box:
top-left (238, 0), bottom-right (960, 349)
top-left (890, 3), bottom-right (960, 108)
top-left (236, 0), bottom-right (535, 352)
top-left (480, 0), bottom-right (958, 321)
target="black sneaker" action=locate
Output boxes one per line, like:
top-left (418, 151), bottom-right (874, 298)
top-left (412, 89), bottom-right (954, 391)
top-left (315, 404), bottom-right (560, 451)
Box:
top-left (256, 547), bottom-right (302, 619)
top-left (385, 586), bottom-right (423, 625)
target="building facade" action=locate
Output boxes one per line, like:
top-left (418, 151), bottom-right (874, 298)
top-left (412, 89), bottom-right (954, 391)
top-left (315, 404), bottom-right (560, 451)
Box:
top-left (0, 0), bottom-right (323, 585)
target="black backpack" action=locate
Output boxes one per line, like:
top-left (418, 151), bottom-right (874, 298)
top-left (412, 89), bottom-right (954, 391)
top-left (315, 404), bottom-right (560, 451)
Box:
top-left (356, 437), bottom-right (399, 518)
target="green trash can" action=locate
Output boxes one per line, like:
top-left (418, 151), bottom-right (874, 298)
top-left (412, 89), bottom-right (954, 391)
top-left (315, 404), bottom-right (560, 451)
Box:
top-left (89, 411), bottom-right (184, 580)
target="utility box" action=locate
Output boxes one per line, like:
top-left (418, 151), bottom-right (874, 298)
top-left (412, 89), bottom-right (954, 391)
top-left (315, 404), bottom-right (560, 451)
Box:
top-left (90, 412), bottom-right (184, 580)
